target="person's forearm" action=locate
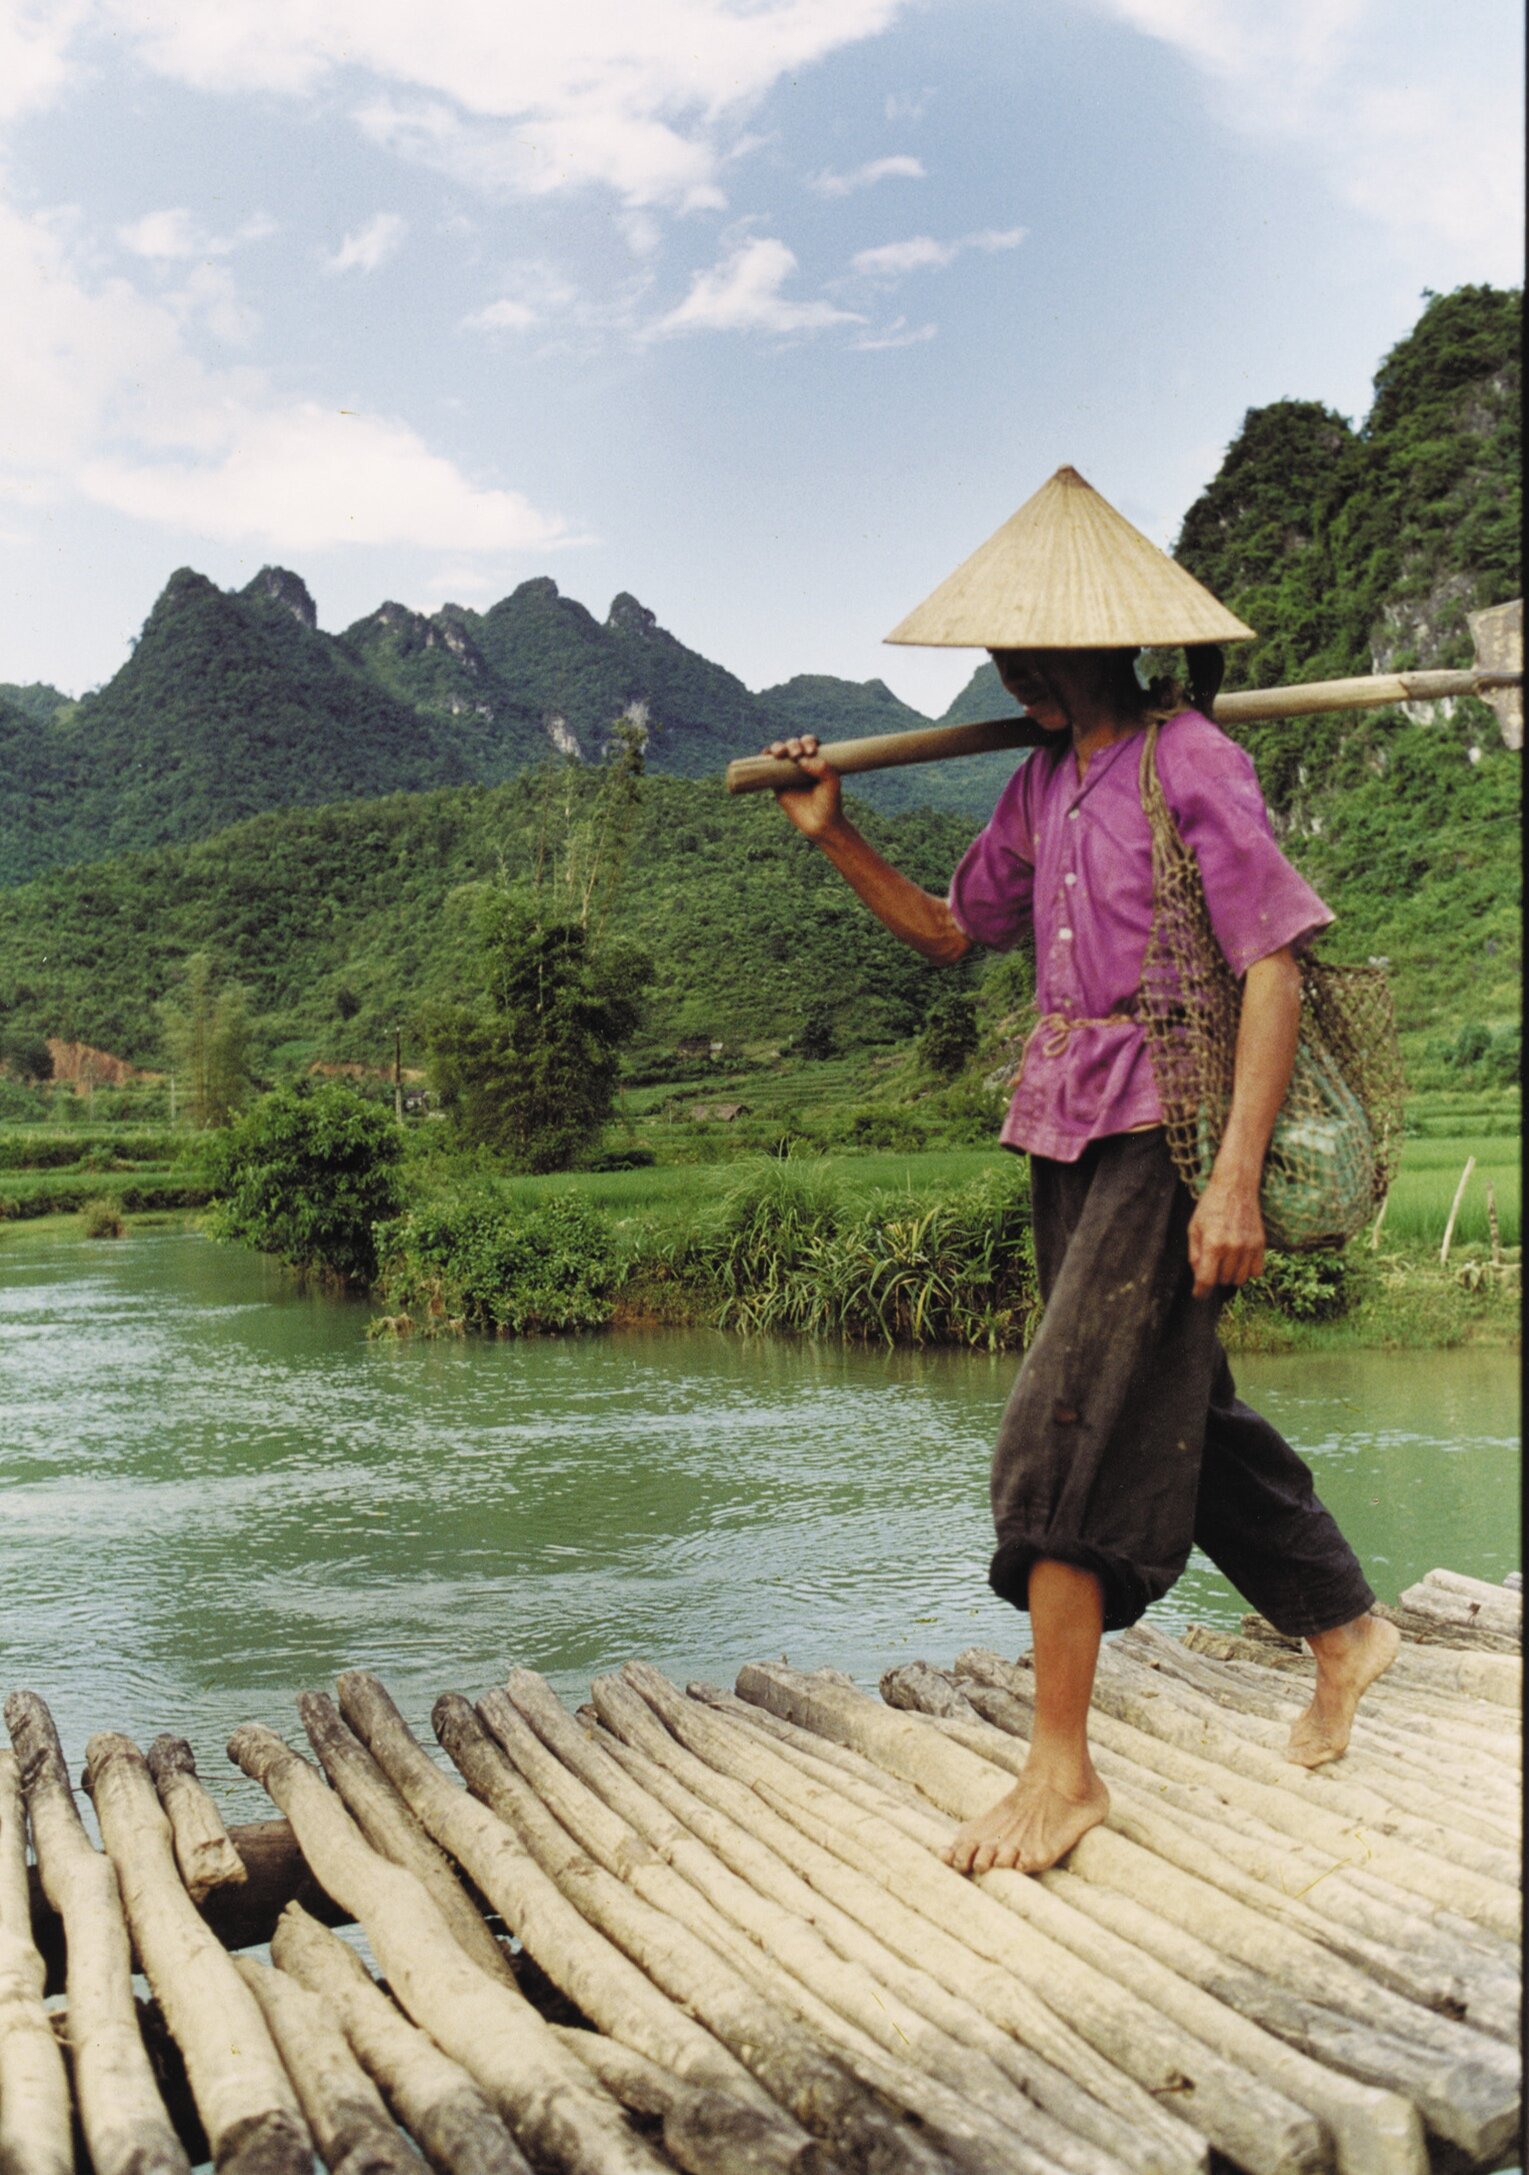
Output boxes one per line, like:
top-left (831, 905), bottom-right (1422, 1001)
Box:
top-left (814, 814), bottom-right (972, 963)
top-left (1216, 949), bottom-right (1302, 1185)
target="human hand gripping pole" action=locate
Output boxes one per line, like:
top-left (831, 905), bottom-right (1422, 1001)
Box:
top-left (765, 736), bottom-right (971, 964)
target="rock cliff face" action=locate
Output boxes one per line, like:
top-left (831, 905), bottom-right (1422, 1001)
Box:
top-left (243, 566), bottom-right (318, 629)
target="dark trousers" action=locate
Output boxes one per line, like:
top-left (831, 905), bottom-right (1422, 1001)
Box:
top-left (989, 1129), bottom-right (1375, 1637)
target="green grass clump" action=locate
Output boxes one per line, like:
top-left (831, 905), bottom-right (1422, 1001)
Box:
top-left (81, 1197), bottom-right (127, 1238)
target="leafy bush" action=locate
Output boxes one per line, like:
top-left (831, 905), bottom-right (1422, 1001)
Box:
top-left (842, 1107), bottom-right (929, 1151)
top-left (0, 1076), bottom-right (47, 1122)
top-left (374, 1189), bottom-right (619, 1334)
top-left (205, 1081), bottom-right (405, 1284)
top-left (1232, 1247), bottom-right (1354, 1322)
top-left (917, 991), bottom-right (979, 1080)
top-left (81, 1197), bottom-right (126, 1238)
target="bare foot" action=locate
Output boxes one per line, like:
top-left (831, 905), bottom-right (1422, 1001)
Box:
top-left (941, 1761), bottom-right (1109, 1876)
top-left (1287, 1612), bottom-right (1401, 1768)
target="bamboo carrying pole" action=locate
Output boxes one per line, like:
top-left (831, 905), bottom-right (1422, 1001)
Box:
top-left (5, 1692), bottom-right (191, 2175)
top-left (724, 664), bottom-right (1523, 794)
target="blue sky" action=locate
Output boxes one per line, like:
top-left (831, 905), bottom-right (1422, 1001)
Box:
top-left (1, 0), bottom-right (1522, 715)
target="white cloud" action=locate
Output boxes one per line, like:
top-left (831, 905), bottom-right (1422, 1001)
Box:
top-left (646, 236), bottom-right (862, 339)
top-left (84, 404), bottom-right (570, 552)
top-left (810, 154), bottom-right (925, 197)
top-left (0, 197), bottom-right (571, 557)
top-left (883, 88), bottom-right (931, 123)
top-left (0, 0), bottom-right (85, 123)
top-left (117, 207), bottom-right (275, 259)
top-left (851, 316), bottom-right (937, 350)
top-left (173, 263), bottom-right (259, 345)
top-left (83, 0), bottom-right (909, 214)
top-left (326, 212), bottom-right (406, 274)
top-left (1084, 0), bottom-right (1523, 278)
top-left (850, 225), bottom-right (1025, 281)
top-left (461, 298), bottom-right (540, 333)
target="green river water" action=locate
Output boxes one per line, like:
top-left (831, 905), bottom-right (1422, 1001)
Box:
top-left (1, 1228), bottom-right (1518, 1824)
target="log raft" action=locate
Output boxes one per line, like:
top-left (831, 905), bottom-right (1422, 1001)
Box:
top-left (6, 1567), bottom-right (1519, 2175)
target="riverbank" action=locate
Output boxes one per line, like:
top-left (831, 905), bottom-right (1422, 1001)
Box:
top-left (8, 1197), bottom-right (1516, 1352)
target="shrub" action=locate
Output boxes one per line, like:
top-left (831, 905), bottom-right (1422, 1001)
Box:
top-left (1234, 1247), bottom-right (1354, 1322)
top-left (205, 1081), bottom-right (405, 1285)
top-left (81, 1197), bottom-right (126, 1238)
top-left (374, 1188), bottom-right (620, 1334)
top-left (843, 1107), bottom-right (929, 1151)
top-left (917, 992), bottom-right (980, 1080)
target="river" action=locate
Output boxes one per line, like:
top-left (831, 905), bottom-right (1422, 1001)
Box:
top-left (0, 1228), bottom-right (1517, 1821)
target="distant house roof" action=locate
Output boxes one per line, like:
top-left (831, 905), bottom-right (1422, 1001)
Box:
top-left (690, 1101), bottom-right (749, 1122)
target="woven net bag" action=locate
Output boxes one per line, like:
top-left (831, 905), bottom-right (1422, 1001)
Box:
top-left (1137, 720), bottom-right (1405, 1251)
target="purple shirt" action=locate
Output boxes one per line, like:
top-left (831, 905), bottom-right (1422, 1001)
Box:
top-left (947, 708), bottom-right (1333, 1161)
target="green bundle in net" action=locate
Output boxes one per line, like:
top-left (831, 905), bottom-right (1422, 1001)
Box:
top-left (1137, 721), bottom-right (1404, 1251)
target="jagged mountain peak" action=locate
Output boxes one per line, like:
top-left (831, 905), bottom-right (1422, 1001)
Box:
top-left (242, 565), bottom-right (318, 630)
top-left (607, 591), bottom-right (659, 640)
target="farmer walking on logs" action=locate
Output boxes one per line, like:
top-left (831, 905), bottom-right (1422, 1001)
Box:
top-left (763, 465), bottom-right (1400, 1877)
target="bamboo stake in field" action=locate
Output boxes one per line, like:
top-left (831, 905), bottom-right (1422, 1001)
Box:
top-left (1440, 1156), bottom-right (1477, 1266)
top-left (5, 1692), bottom-right (191, 2175)
top-left (0, 1744), bottom-right (75, 2175)
top-left (84, 1731), bottom-right (313, 2175)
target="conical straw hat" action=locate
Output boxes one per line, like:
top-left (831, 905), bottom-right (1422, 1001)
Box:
top-left (885, 465), bottom-right (1255, 648)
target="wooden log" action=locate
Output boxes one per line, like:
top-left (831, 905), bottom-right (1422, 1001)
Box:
top-left (732, 1665), bottom-right (1521, 2167)
top-left (501, 1667), bottom-right (1126, 2175)
top-left (226, 1721), bottom-right (673, 2175)
top-left (297, 1690), bottom-right (516, 1987)
top-left (332, 1671), bottom-right (795, 2130)
top-left (443, 1691), bottom-right (963, 2175)
top-left (1112, 1628), bottom-right (1519, 1844)
top-left (0, 1745), bottom-right (75, 2175)
top-left (1439, 1157), bottom-right (1476, 1267)
top-left (696, 1705), bottom-right (1429, 2175)
top-left (1423, 1570), bottom-right (1523, 1616)
top-left (84, 1731), bottom-right (313, 2175)
top-left (684, 1689), bottom-right (1454, 2175)
top-left (233, 1954), bottom-right (422, 2175)
top-left (512, 1668), bottom-right (1152, 2175)
top-left (1373, 1602), bottom-right (1521, 1659)
top-left (550, 2029), bottom-right (837, 2175)
top-left (584, 1711), bottom-right (1147, 2175)
top-left (942, 1661), bottom-right (1520, 2036)
top-left (146, 1735), bottom-right (248, 1904)
top-left (1250, 1609), bottom-right (1523, 1682)
top-left (1398, 1583), bottom-right (1521, 1639)
top-left (5, 1691), bottom-right (190, 2175)
top-left (588, 1670), bottom-right (1197, 2175)
top-left (723, 1669), bottom-right (1351, 2175)
top-left (271, 1905), bottom-right (534, 2175)
top-left (1086, 1645), bottom-right (1521, 1918)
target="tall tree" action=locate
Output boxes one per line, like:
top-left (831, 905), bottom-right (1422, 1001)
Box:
top-left (424, 890), bottom-right (650, 1171)
top-left (158, 952), bottom-right (252, 1127)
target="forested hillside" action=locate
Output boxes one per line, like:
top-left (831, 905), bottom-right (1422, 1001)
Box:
top-left (0, 777), bottom-right (976, 1066)
top-left (0, 284), bottom-right (1516, 1070)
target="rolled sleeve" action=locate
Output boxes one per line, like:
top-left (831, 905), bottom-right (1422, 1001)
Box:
top-left (1158, 715), bottom-right (1333, 975)
top-left (947, 765), bottom-right (1035, 951)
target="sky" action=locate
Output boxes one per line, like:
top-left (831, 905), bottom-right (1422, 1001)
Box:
top-left (0, 0), bottom-right (1522, 716)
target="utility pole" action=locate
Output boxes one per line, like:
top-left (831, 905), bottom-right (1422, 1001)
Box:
top-left (393, 1026), bottom-right (404, 1126)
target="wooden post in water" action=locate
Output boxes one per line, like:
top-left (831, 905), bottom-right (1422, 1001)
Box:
top-left (1440, 1156), bottom-right (1477, 1267)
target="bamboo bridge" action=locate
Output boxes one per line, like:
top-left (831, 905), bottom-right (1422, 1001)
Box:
top-left (2, 1568), bottom-right (1519, 2175)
